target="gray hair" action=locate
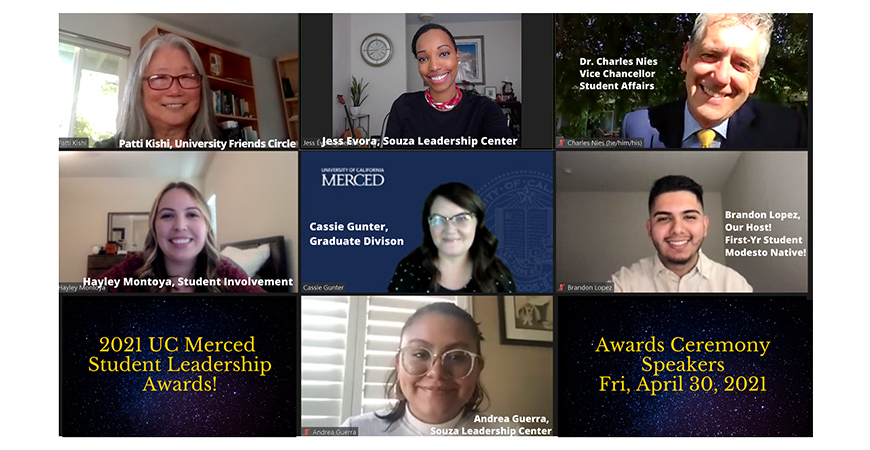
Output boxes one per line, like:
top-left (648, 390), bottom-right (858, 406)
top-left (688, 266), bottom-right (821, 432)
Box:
top-left (117, 33), bottom-right (220, 140)
top-left (691, 13), bottom-right (774, 71)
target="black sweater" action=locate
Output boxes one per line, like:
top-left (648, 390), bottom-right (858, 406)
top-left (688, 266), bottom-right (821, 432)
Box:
top-left (384, 91), bottom-right (515, 148)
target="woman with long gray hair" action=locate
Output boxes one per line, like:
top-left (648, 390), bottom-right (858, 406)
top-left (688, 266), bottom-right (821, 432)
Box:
top-left (96, 33), bottom-right (220, 147)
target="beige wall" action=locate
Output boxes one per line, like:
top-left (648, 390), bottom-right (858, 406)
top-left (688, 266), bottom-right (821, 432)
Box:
top-left (474, 296), bottom-right (553, 424)
top-left (556, 190), bottom-right (725, 283)
top-left (202, 151), bottom-right (298, 287)
top-left (59, 176), bottom-right (201, 282)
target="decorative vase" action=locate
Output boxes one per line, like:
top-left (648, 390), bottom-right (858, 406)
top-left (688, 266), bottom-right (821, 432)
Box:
top-left (350, 106), bottom-right (361, 116)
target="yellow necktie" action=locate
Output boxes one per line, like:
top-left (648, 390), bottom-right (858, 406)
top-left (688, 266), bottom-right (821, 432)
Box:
top-left (697, 129), bottom-right (715, 148)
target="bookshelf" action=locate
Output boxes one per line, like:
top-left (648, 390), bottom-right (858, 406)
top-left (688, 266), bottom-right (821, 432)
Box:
top-left (276, 53), bottom-right (299, 141)
top-left (140, 26), bottom-right (260, 137)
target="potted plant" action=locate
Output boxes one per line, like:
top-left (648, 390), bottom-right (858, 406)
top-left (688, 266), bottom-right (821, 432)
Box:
top-left (350, 76), bottom-right (369, 115)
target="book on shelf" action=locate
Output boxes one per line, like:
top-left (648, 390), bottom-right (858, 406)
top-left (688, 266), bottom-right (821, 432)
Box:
top-left (212, 89), bottom-right (250, 117)
top-left (281, 77), bottom-right (294, 99)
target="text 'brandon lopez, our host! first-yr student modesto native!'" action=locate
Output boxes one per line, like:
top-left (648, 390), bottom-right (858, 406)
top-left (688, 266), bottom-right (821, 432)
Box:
top-left (620, 13), bottom-right (807, 148)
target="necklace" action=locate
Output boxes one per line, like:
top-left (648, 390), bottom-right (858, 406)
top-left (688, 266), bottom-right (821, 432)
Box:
top-left (425, 86), bottom-right (462, 111)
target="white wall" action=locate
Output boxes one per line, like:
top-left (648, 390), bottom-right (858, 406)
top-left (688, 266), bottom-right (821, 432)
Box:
top-left (333, 14), bottom-right (408, 138)
top-left (202, 152), bottom-right (298, 288)
top-left (722, 152), bottom-right (809, 292)
top-left (59, 176), bottom-right (201, 282)
top-left (405, 18), bottom-right (523, 101)
top-left (332, 14), bottom-right (352, 137)
top-left (556, 191), bottom-right (725, 283)
top-left (59, 14), bottom-right (286, 140)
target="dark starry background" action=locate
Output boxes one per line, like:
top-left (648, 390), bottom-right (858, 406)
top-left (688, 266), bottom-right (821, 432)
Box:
top-left (61, 295), bottom-right (295, 437)
top-left (557, 297), bottom-right (811, 436)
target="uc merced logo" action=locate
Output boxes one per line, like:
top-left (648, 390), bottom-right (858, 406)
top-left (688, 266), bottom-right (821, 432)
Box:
top-left (479, 170), bottom-right (553, 292)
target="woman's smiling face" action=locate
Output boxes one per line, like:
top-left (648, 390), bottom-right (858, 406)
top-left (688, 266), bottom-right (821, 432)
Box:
top-left (415, 29), bottom-right (459, 102)
top-left (154, 187), bottom-right (207, 268)
top-left (397, 311), bottom-right (482, 424)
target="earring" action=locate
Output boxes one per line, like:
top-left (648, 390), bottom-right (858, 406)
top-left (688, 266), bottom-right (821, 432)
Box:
top-left (467, 382), bottom-right (483, 409)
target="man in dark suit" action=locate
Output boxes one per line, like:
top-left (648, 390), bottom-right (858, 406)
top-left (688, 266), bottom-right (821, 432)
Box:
top-left (621, 14), bottom-right (807, 148)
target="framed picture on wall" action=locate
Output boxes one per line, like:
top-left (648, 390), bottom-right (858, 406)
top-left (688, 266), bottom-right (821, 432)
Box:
top-left (455, 35), bottom-right (485, 84)
top-left (484, 86), bottom-right (497, 100)
top-left (209, 51), bottom-right (223, 77)
top-left (498, 296), bottom-right (554, 347)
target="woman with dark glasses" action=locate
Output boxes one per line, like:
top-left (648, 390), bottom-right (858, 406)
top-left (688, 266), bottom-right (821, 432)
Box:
top-left (387, 182), bottom-right (515, 293)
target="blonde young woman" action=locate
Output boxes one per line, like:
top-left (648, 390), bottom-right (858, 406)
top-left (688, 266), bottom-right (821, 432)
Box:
top-left (99, 182), bottom-right (264, 293)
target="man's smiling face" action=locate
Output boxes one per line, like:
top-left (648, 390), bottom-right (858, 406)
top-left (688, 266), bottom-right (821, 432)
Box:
top-left (647, 190), bottom-right (709, 277)
top-left (681, 15), bottom-right (763, 128)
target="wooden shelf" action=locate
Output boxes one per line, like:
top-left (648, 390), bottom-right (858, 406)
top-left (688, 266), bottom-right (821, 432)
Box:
top-left (209, 76), bottom-right (254, 89)
top-left (276, 53), bottom-right (299, 142)
top-left (216, 114), bottom-right (258, 121)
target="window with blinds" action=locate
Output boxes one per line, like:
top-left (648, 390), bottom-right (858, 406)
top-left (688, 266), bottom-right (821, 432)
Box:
top-left (300, 295), bottom-right (469, 427)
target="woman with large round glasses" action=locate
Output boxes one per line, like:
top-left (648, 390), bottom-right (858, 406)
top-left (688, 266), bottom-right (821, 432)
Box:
top-left (387, 182), bottom-right (515, 293)
top-left (341, 302), bottom-right (498, 435)
top-left (95, 33), bottom-right (220, 147)
top-left (383, 24), bottom-right (514, 148)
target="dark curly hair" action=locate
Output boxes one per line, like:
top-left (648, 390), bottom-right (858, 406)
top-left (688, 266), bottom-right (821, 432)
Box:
top-left (375, 302), bottom-right (488, 429)
top-left (417, 182), bottom-right (511, 292)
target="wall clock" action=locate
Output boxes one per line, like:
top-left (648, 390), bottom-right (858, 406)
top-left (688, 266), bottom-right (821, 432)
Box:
top-left (361, 33), bottom-right (393, 67)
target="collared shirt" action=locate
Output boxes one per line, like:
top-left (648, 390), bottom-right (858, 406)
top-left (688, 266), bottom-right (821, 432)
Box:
top-left (682, 102), bottom-right (729, 148)
top-left (611, 250), bottom-right (753, 293)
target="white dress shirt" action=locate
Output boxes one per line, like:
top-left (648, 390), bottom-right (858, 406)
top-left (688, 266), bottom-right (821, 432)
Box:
top-left (611, 250), bottom-right (752, 293)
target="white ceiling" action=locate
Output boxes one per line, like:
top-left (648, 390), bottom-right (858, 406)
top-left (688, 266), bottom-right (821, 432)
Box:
top-left (59, 152), bottom-right (215, 179)
top-left (405, 13), bottom-right (521, 25)
top-left (556, 151), bottom-right (743, 192)
top-left (140, 14), bottom-right (298, 60)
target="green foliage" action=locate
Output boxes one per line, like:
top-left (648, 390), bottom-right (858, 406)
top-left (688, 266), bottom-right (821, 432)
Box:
top-left (351, 76), bottom-right (369, 107)
top-left (555, 14), bottom-right (809, 137)
top-left (73, 115), bottom-right (113, 147)
top-left (101, 79), bottom-right (118, 96)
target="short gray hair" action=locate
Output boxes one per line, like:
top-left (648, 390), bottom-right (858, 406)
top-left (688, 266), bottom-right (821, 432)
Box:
top-left (117, 33), bottom-right (220, 141)
top-left (691, 13), bottom-right (774, 71)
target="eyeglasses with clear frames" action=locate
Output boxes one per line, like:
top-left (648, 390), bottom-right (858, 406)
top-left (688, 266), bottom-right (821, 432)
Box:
top-left (399, 347), bottom-right (481, 379)
top-left (428, 212), bottom-right (475, 229)
top-left (144, 73), bottom-right (203, 90)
